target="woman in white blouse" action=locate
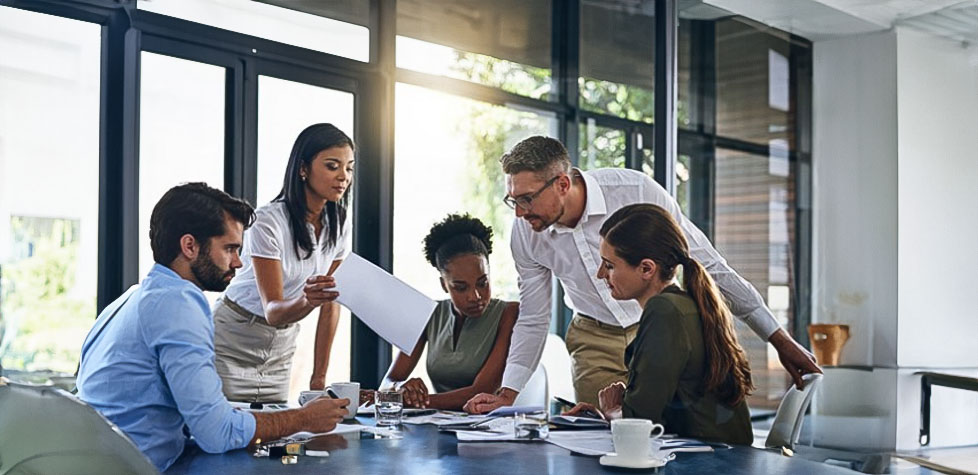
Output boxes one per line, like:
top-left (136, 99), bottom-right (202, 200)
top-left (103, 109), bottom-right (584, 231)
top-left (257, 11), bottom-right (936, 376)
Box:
top-left (213, 123), bottom-right (354, 402)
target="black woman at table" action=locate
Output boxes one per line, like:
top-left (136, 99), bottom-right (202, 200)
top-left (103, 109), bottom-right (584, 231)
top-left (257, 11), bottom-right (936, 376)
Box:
top-left (565, 203), bottom-right (754, 445)
top-left (213, 123), bottom-right (354, 402)
top-left (381, 214), bottom-right (519, 410)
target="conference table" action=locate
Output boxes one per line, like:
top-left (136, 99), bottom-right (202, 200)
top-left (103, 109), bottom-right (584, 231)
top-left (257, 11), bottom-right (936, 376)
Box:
top-left (167, 418), bottom-right (853, 474)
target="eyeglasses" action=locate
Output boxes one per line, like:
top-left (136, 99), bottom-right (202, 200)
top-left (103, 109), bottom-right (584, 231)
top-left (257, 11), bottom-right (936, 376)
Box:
top-left (503, 175), bottom-right (561, 211)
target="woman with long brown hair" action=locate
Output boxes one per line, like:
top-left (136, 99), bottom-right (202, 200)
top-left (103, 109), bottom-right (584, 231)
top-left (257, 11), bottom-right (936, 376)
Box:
top-left (566, 203), bottom-right (754, 444)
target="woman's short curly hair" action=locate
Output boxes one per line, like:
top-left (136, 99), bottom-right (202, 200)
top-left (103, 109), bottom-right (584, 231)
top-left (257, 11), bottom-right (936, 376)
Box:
top-left (422, 213), bottom-right (493, 271)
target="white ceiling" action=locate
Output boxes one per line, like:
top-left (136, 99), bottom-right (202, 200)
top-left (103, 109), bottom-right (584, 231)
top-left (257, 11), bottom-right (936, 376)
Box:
top-left (698, 0), bottom-right (977, 44)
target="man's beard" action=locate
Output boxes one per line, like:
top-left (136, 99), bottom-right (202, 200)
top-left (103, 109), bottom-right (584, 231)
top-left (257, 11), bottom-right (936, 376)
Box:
top-left (527, 205), bottom-right (563, 232)
top-left (191, 246), bottom-right (234, 292)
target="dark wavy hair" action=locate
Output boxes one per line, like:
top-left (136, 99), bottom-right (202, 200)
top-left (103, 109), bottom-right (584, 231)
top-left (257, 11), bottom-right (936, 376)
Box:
top-left (422, 214), bottom-right (493, 271)
top-left (599, 203), bottom-right (754, 406)
top-left (150, 182), bottom-right (255, 265)
top-left (274, 123), bottom-right (354, 260)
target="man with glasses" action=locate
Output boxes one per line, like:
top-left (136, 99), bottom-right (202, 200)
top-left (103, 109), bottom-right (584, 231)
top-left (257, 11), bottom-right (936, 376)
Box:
top-left (463, 136), bottom-right (821, 413)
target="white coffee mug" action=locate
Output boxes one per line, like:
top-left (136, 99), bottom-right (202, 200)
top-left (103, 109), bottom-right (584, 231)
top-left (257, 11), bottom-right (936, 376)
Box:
top-left (611, 418), bottom-right (665, 461)
top-left (327, 382), bottom-right (360, 420)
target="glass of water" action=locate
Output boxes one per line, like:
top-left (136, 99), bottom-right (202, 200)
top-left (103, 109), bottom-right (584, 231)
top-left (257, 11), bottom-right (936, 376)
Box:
top-left (374, 389), bottom-right (403, 426)
top-left (513, 412), bottom-right (550, 439)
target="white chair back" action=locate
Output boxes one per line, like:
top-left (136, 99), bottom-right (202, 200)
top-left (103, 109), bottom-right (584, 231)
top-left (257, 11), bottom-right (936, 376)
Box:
top-left (765, 373), bottom-right (823, 450)
top-left (540, 333), bottom-right (574, 402)
top-left (513, 363), bottom-right (548, 408)
top-left (0, 379), bottom-right (158, 474)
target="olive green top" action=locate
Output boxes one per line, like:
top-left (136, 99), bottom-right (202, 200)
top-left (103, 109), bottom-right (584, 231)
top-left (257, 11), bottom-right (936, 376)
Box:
top-left (622, 285), bottom-right (753, 445)
top-left (425, 298), bottom-right (505, 393)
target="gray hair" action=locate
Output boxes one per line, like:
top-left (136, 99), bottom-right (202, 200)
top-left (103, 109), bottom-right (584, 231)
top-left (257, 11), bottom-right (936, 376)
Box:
top-left (500, 136), bottom-right (572, 178)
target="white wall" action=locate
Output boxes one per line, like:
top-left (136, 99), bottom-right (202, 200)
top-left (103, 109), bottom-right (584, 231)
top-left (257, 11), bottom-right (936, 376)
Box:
top-left (812, 27), bottom-right (978, 450)
top-left (895, 27), bottom-right (978, 369)
top-left (812, 30), bottom-right (898, 368)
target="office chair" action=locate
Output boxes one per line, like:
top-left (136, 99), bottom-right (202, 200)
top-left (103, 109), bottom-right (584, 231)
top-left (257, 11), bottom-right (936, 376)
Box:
top-left (513, 364), bottom-right (548, 408)
top-left (540, 333), bottom-right (574, 402)
top-left (765, 373), bottom-right (823, 450)
top-left (0, 379), bottom-right (158, 474)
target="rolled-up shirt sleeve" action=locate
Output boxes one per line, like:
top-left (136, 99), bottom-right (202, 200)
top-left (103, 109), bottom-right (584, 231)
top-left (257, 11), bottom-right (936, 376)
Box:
top-left (246, 210), bottom-right (284, 261)
top-left (501, 222), bottom-right (553, 392)
top-left (140, 289), bottom-right (256, 453)
top-left (638, 176), bottom-right (780, 340)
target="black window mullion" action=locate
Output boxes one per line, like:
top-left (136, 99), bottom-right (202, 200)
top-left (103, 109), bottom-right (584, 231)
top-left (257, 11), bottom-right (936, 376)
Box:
top-left (97, 9), bottom-right (141, 312)
top-left (350, 0), bottom-right (396, 388)
top-left (653, 0), bottom-right (677, 195)
top-left (240, 58), bottom-right (259, 206)
top-left (550, 0), bottom-right (580, 338)
top-left (791, 39), bottom-right (813, 349)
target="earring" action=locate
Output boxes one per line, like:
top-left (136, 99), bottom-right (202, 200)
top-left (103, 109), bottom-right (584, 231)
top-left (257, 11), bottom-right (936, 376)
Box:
top-left (301, 174), bottom-right (307, 181)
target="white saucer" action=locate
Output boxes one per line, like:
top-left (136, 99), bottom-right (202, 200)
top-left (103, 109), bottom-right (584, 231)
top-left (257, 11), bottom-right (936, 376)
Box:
top-left (599, 453), bottom-right (670, 469)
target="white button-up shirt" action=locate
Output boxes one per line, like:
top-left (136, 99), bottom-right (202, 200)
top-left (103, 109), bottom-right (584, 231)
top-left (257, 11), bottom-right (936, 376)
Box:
top-left (223, 201), bottom-right (352, 317)
top-left (502, 167), bottom-right (781, 391)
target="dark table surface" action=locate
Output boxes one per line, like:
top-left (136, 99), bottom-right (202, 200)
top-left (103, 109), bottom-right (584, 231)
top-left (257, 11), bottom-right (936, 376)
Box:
top-left (167, 419), bottom-right (854, 474)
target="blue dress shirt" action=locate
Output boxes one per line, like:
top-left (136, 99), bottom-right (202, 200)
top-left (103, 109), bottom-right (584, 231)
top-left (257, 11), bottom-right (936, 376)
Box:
top-left (77, 264), bottom-right (256, 471)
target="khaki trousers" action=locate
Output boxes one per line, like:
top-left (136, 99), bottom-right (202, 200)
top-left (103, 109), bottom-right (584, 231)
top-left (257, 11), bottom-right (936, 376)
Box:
top-left (564, 314), bottom-right (638, 406)
top-left (213, 298), bottom-right (299, 403)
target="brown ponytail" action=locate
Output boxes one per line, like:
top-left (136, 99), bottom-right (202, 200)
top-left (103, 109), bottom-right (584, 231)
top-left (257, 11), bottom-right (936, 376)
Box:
top-left (681, 257), bottom-right (754, 406)
top-left (599, 204), bottom-right (753, 406)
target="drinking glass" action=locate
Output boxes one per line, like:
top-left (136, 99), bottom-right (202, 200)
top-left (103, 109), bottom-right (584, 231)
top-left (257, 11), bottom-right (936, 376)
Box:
top-left (374, 390), bottom-right (403, 426)
top-left (513, 412), bottom-right (550, 439)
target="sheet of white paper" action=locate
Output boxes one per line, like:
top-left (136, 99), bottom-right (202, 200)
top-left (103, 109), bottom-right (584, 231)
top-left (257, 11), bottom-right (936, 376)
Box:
top-left (546, 431), bottom-right (714, 457)
top-left (454, 418), bottom-right (520, 441)
top-left (332, 253), bottom-right (437, 352)
top-left (402, 413), bottom-right (492, 427)
top-left (487, 405), bottom-right (545, 416)
top-left (285, 424), bottom-right (365, 440)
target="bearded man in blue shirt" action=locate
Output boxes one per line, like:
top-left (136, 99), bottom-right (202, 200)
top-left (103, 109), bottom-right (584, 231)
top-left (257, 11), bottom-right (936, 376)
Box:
top-left (77, 182), bottom-right (349, 471)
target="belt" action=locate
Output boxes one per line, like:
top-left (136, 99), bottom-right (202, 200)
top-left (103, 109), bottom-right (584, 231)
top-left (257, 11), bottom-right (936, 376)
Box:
top-left (222, 297), bottom-right (292, 330)
top-left (573, 312), bottom-right (636, 331)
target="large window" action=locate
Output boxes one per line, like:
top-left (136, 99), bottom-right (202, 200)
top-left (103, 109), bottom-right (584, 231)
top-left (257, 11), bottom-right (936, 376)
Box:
top-left (580, 0), bottom-right (655, 123)
top-left (396, 0), bottom-right (553, 99)
top-left (255, 75), bottom-right (356, 399)
top-left (391, 83), bottom-right (556, 382)
top-left (0, 8), bottom-right (100, 376)
top-left (138, 0), bottom-right (369, 62)
top-left (393, 83), bottom-right (557, 303)
top-left (678, 16), bottom-right (810, 409)
top-left (138, 52), bottom-right (225, 278)
top-left (255, 76), bottom-right (355, 205)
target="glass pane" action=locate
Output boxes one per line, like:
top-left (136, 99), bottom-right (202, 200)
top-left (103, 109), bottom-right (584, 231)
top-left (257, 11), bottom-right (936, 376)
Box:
top-left (714, 147), bottom-right (795, 409)
top-left (256, 76), bottom-right (355, 205)
top-left (716, 18), bottom-right (796, 149)
top-left (138, 52), bottom-right (225, 278)
top-left (0, 8), bottom-right (100, 376)
top-left (397, 0), bottom-right (552, 100)
top-left (640, 152), bottom-right (693, 217)
top-left (394, 81), bottom-right (556, 303)
top-left (139, 0), bottom-right (369, 62)
top-left (580, 0), bottom-right (654, 123)
top-left (393, 82), bottom-right (557, 377)
top-left (578, 120), bottom-right (626, 169)
top-left (255, 75), bottom-right (355, 396)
